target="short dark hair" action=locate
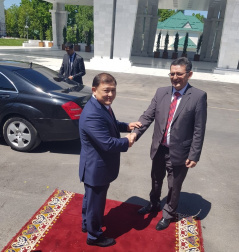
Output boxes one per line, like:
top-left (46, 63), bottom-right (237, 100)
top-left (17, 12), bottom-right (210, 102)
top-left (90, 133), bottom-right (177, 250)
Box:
top-left (171, 57), bottom-right (192, 72)
top-left (92, 73), bottom-right (117, 87)
top-left (65, 42), bottom-right (74, 49)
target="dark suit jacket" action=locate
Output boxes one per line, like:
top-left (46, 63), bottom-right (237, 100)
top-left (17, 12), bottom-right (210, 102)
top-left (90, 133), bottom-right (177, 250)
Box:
top-left (79, 97), bottom-right (129, 187)
top-left (134, 84), bottom-right (207, 166)
top-left (59, 53), bottom-right (86, 84)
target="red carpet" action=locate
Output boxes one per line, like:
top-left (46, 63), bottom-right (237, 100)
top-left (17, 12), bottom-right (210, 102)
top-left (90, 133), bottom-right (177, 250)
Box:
top-left (2, 189), bottom-right (204, 252)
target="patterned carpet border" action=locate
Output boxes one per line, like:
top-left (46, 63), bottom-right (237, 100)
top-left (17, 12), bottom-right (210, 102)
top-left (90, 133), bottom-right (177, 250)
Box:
top-left (2, 189), bottom-right (74, 252)
top-left (3, 189), bottom-right (205, 252)
top-left (175, 215), bottom-right (204, 252)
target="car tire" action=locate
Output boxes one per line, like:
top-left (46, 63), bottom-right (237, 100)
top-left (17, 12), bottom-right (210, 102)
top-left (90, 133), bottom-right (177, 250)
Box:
top-left (3, 117), bottom-right (41, 152)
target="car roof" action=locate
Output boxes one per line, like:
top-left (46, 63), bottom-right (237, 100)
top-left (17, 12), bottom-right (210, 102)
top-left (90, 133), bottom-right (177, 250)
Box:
top-left (0, 60), bottom-right (92, 96)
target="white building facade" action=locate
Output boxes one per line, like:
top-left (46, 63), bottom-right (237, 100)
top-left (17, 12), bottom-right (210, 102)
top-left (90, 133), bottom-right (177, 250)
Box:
top-left (2, 0), bottom-right (239, 73)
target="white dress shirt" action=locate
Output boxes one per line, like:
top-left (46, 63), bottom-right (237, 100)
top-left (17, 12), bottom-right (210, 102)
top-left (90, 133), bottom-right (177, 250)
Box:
top-left (165, 83), bottom-right (188, 146)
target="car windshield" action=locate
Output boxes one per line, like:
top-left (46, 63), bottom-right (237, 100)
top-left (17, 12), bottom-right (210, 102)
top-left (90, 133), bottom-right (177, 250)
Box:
top-left (14, 67), bottom-right (77, 92)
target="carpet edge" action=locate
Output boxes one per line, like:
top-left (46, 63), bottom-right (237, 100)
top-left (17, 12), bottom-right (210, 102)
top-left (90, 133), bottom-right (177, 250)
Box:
top-left (2, 188), bottom-right (60, 252)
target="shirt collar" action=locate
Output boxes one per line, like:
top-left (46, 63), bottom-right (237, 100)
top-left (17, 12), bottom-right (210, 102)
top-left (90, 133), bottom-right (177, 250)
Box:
top-left (172, 83), bottom-right (188, 96)
top-left (92, 94), bottom-right (110, 109)
top-left (70, 52), bottom-right (75, 59)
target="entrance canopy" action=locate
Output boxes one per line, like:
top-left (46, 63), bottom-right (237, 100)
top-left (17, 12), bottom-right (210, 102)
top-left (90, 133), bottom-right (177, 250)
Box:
top-left (158, 0), bottom-right (210, 10)
top-left (45, 0), bottom-right (212, 10)
top-left (44, 0), bottom-right (239, 74)
top-left (44, 0), bottom-right (93, 6)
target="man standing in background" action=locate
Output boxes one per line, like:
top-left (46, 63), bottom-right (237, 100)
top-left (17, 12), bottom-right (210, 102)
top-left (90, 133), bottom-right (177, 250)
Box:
top-left (59, 41), bottom-right (85, 85)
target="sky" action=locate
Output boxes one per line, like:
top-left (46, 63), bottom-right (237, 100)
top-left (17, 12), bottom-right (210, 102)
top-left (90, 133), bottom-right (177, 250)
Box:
top-left (4, 0), bottom-right (208, 18)
top-left (4, 0), bottom-right (21, 9)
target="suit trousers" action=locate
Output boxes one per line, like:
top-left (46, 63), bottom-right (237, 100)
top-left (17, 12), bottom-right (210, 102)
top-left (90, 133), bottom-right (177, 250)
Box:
top-left (82, 183), bottom-right (109, 239)
top-left (150, 145), bottom-right (188, 219)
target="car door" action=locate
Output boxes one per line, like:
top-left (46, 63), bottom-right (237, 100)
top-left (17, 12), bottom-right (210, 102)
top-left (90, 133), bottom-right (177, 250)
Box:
top-left (0, 72), bottom-right (19, 119)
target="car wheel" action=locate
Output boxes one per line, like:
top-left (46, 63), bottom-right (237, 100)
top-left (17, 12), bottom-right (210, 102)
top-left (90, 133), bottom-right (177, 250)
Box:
top-left (3, 117), bottom-right (41, 152)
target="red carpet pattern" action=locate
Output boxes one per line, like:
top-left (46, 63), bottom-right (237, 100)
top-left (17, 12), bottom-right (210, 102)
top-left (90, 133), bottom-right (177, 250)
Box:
top-left (3, 189), bottom-right (204, 252)
top-left (176, 215), bottom-right (204, 252)
top-left (3, 189), bottom-right (74, 252)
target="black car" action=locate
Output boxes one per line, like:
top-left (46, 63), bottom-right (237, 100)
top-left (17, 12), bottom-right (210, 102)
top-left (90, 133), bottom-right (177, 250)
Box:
top-left (0, 61), bottom-right (92, 152)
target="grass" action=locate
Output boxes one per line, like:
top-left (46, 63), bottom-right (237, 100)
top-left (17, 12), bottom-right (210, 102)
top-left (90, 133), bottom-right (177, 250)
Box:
top-left (0, 38), bottom-right (26, 46)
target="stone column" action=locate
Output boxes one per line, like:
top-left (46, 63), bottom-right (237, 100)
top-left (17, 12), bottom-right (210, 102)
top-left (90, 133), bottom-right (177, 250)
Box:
top-left (200, 1), bottom-right (222, 61)
top-left (0, 0), bottom-right (6, 37)
top-left (146, 0), bottom-right (159, 57)
top-left (113, 0), bottom-right (138, 60)
top-left (93, 0), bottom-right (115, 59)
top-left (211, 0), bottom-right (226, 61)
top-left (131, 0), bottom-right (159, 57)
top-left (216, 0), bottom-right (239, 71)
top-left (50, 2), bottom-right (68, 49)
top-left (131, 0), bottom-right (146, 56)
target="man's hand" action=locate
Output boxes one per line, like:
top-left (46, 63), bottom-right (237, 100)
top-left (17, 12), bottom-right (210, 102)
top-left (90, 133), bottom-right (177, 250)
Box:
top-left (68, 76), bottom-right (73, 80)
top-left (185, 159), bottom-right (197, 168)
top-left (125, 133), bottom-right (137, 147)
top-left (127, 121), bottom-right (142, 131)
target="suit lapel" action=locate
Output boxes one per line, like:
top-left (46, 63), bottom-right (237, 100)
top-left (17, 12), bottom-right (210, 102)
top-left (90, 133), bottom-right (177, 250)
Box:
top-left (162, 87), bottom-right (173, 125)
top-left (92, 98), bottom-right (119, 136)
top-left (106, 108), bottom-right (119, 135)
top-left (67, 55), bottom-right (71, 76)
top-left (173, 84), bottom-right (192, 122)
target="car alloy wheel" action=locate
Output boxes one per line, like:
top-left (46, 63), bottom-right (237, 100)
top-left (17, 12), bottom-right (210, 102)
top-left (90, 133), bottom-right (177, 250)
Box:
top-left (3, 117), bottom-right (41, 152)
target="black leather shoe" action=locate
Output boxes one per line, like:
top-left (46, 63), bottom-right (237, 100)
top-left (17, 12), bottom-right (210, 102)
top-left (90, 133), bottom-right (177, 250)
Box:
top-left (156, 217), bottom-right (171, 231)
top-left (87, 236), bottom-right (116, 247)
top-left (138, 201), bottom-right (161, 215)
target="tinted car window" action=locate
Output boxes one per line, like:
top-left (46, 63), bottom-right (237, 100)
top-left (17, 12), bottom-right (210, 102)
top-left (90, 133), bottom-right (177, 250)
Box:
top-left (14, 68), bottom-right (63, 92)
top-left (0, 72), bottom-right (17, 91)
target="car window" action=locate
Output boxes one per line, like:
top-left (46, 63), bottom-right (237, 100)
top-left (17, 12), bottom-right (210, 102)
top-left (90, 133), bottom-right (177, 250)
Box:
top-left (14, 68), bottom-right (64, 92)
top-left (0, 72), bottom-right (17, 92)
top-left (14, 67), bottom-right (79, 92)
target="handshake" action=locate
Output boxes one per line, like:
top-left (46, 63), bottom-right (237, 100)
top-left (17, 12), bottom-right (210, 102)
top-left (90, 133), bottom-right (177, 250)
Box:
top-left (125, 121), bottom-right (142, 147)
top-left (125, 132), bottom-right (137, 147)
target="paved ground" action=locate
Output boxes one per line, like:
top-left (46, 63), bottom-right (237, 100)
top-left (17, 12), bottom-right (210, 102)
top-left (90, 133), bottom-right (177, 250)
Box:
top-left (0, 47), bottom-right (239, 251)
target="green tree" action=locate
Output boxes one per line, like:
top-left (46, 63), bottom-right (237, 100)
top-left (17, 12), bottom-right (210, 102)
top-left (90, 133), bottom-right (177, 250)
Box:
top-left (65, 5), bottom-right (78, 26)
top-left (192, 13), bottom-right (204, 23)
top-left (5, 1), bottom-right (93, 43)
top-left (39, 26), bottom-right (44, 41)
top-left (158, 9), bottom-right (176, 22)
top-left (13, 0), bottom-right (52, 39)
top-left (66, 25), bottom-right (77, 44)
top-left (177, 10), bottom-right (185, 14)
top-left (164, 32), bottom-right (169, 52)
top-left (5, 5), bottom-right (20, 37)
top-left (196, 34), bottom-right (203, 54)
top-left (46, 26), bottom-right (53, 41)
top-left (78, 24), bottom-right (84, 43)
top-left (86, 28), bottom-right (92, 46)
top-left (183, 32), bottom-right (189, 54)
top-left (75, 6), bottom-right (93, 43)
top-left (173, 32), bottom-right (179, 53)
top-left (156, 31), bottom-right (161, 52)
top-left (63, 26), bottom-right (67, 44)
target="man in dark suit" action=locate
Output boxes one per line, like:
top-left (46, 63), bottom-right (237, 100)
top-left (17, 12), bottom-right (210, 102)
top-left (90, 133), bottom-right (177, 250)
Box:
top-left (132, 57), bottom-right (207, 231)
top-left (79, 73), bottom-right (141, 247)
top-left (59, 42), bottom-right (85, 84)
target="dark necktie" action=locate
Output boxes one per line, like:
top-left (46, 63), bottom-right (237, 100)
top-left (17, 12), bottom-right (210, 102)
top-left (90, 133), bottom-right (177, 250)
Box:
top-left (108, 106), bottom-right (113, 117)
top-left (69, 55), bottom-right (73, 75)
top-left (162, 92), bottom-right (181, 145)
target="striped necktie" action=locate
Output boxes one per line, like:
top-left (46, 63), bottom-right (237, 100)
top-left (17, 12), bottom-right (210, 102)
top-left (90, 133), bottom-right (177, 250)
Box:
top-left (162, 92), bottom-right (181, 145)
